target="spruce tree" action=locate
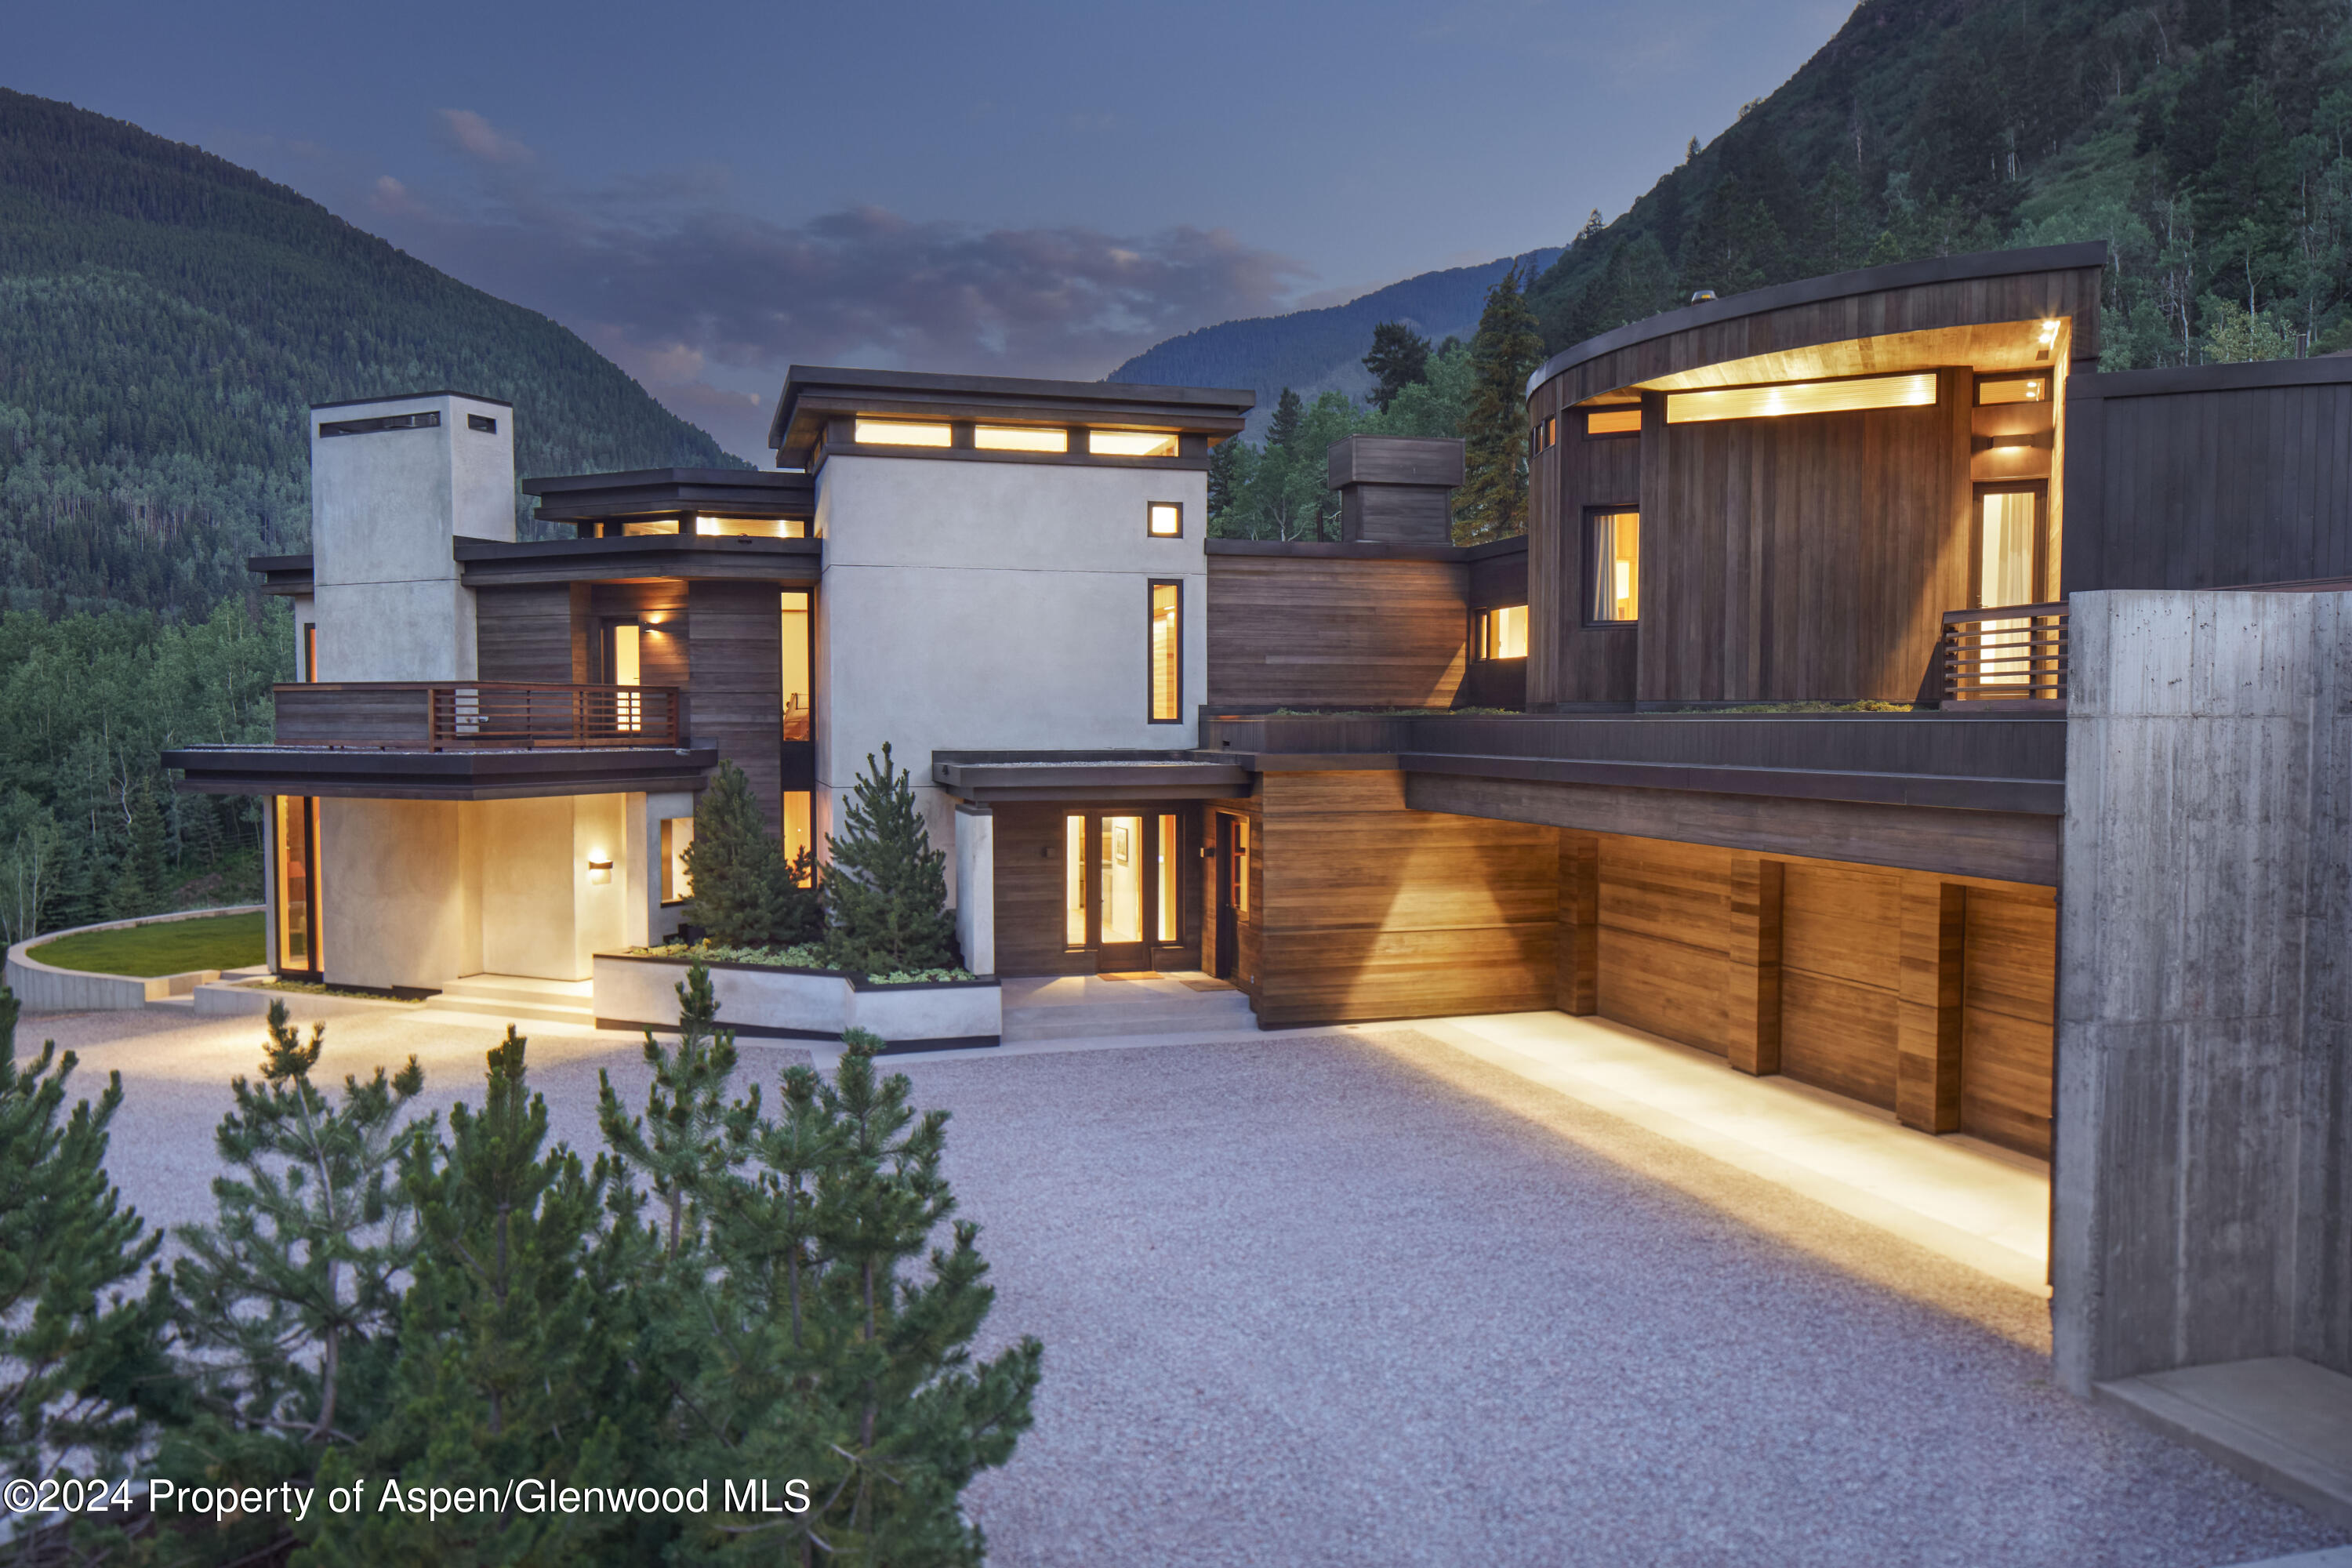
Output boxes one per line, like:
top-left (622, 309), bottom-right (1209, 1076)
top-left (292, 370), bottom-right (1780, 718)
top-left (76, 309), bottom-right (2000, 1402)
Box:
top-left (684, 758), bottom-right (818, 948)
top-left (162, 1002), bottom-right (429, 1565)
top-left (1266, 386), bottom-right (1303, 451)
top-left (1363, 321), bottom-right (1432, 412)
top-left (0, 985), bottom-right (167, 1488)
top-left (307, 1029), bottom-right (655, 1566)
top-left (1455, 265), bottom-right (1545, 545)
top-left (594, 960), bottom-right (759, 1258)
top-left (823, 744), bottom-right (960, 976)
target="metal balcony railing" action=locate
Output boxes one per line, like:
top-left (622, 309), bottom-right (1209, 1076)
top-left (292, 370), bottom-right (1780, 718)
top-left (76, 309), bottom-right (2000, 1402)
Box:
top-left (1940, 603), bottom-right (2067, 703)
top-left (274, 681), bottom-right (683, 750)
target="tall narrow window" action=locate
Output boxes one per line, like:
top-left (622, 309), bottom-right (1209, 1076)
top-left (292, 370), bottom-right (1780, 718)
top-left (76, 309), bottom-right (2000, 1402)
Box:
top-left (661, 817), bottom-right (695, 902)
top-left (1588, 510), bottom-right (1640, 623)
top-left (274, 795), bottom-right (321, 974)
top-left (1973, 487), bottom-right (2045, 688)
top-left (782, 791), bottom-right (813, 880)
top-left (1149, 581), bottom-right (1181, 722)
top-left (1231, 818), bottom-right (1249, 916)
top-left (1100, 817), bottom-right (1144, 947)
top-left (1156, 815), bottom-right (1178, 943)
top-left (1064, 815), bottom-right (1087, 947)
top-left (302, 622), bottom-right (319, 682)
top-left (779, 591), bottom-right (812, 741)
top-left (611, 622), bottom-right (642, 732)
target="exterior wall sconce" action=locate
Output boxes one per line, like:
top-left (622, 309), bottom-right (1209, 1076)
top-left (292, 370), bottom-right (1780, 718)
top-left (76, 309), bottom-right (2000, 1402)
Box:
top-left (588, 857), bottom-right (613, 885)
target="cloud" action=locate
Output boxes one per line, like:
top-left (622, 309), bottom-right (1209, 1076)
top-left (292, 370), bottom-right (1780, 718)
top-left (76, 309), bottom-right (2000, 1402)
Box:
top-left (361, 111), bottom-right (1313, 459)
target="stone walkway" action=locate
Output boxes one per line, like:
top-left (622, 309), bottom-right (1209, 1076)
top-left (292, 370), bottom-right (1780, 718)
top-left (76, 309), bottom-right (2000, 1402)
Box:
top-left (24, 1002), bottom-right (2350, 1566)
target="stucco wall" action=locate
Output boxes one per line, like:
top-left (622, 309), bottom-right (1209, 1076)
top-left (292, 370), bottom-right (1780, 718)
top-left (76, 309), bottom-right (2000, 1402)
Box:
top-left (814, 456), bottom-right (1208, 900)
top-left (2055, 589), bottom-right (2352, 1390)
top-left (320, 797), bottom-right (468, 991)
top-left (309, 392), bottom-right (511, 682)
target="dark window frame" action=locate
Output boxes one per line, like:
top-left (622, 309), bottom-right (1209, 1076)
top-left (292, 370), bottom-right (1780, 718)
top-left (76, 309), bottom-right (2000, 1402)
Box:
top-left (1474, 604), bottom-right (1531, 662)
top-left (1147, 578), bottom-right (1184, 724)
top-left (1969, 481), bottom-right (2050, 609)
top-left (1583, 406), bottom-right (1643, 440)
top-left (1583, 505), bottom-right (1642, 626)
top-left (1146, 500), bottom-right (1185, 539)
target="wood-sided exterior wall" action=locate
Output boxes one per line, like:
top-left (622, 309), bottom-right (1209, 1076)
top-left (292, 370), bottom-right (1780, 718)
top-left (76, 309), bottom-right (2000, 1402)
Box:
top-left (2064, 357), bottom-right (2352, 592)
top-left (1525, 245), bottom-right (2107, 709)
top-left (1555, 828), bottom-right (2056, 1156)
top-left (1238, 771), bottom-right (1558, 1026)
top-left (1205, 543), bottom-right (1467, 710)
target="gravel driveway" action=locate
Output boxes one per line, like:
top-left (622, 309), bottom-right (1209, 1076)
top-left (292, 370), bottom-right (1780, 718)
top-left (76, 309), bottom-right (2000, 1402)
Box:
top-left (30, 1007), bottom-right (2350, 1566)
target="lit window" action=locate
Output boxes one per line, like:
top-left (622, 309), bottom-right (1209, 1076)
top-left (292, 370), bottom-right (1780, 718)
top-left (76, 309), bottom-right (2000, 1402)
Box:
top-left (621, 518), bottom-right (681, 535)
top-left (975, 425), bottom-right (1068, 452)
top-left (782, 792), bottom-right (812, 881)
top-left (1666, 372), bottom-right (1936, 423)
top-left (274, 795), bottom-right (321, 973)
top-left (1149, 581), bottom-right (1181, 722)
top-left (1065, 815), bottom-right (1087, 946)
top-left (1147, 502), bottom-right (1182, 537)
top-left (1091, 430), bottom-right (1179, 458)
top-left (661, 816), bottom-right (695, 902)
top-left (855, 419), bottom-right (953, 446)
top-left (1157, 815), bottom-right (1178, 943)
top-left (1589, 511), bottom-right (1639, 622)
top-left (1479, 604), bottom-right (1529, 661)
top-left (694, 515), bottom-right (804, 536)
top-left (1976, 374), bottom-right (2049, 405)
top-left (611, 623), bottom-right (641, 732)
top-left (1587, 406), bottom-right (1642, 436)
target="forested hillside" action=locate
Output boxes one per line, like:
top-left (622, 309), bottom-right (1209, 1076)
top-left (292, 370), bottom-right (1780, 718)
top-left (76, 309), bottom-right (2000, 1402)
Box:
top-left (0, 89), bottom-right (740, 619)
top-left (1109, 248), bottom-right (1559, 438)
top-left (1528, 0), bottom-right (2352, 366)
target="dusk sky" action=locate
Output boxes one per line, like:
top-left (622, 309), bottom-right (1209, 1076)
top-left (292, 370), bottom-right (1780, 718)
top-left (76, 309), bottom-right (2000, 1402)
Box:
top-left (11, 0), bottom-right (1848, 457)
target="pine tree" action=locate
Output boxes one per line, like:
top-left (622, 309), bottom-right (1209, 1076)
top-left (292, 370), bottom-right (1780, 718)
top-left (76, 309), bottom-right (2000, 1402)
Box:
top-left (684, 758), bottom-right (817, 947)
top-left (594, 959), bottom-right (759, 1258)
top-left (1207, 434), bottom-right (1248, 525)
top-left (307, 1029), bottom-right (655, 1566)
top-left (128, 776), bottom-right (169, 908)
top-left (681, 1029), bottom-right (1041, 1565)
top-left (162, 1001), bottom-right (429, 1565)
top-left (0, 985), bottom-right (168, 1490)
top-left (824, 744), bottom-right (960, 977)
top-left (1454, 266), bottom-right (1546, 545)
top-left (1266, 387), bottom-right (1304, 451)
top-left (1363, 321), bottom-right (1432, 413)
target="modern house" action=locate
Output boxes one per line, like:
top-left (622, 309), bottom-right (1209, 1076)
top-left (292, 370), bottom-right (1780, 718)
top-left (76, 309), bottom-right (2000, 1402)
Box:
top-left (169, 242), bottom-right (2350, 1444)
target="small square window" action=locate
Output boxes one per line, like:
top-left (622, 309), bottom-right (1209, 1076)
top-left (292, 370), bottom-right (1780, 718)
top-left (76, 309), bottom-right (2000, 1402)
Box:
top-left (1478, 604), bottom-right (1529, 660)
top-left (1147, 502), bottom-right (1182, 537)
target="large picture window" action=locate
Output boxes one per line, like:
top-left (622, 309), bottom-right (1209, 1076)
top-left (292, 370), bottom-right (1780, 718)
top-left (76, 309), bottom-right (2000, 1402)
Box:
top-left (1149, 580), bottom-right (1181, 722)
top-left (1588, 510), bottom-right (1641, 623)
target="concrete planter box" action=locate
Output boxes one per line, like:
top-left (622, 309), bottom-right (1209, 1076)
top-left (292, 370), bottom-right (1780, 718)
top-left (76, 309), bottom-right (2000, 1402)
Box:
top-left (4, 906), bottom-right (263, 1014)
top-left (594, 953), bottom-right (999, 1052)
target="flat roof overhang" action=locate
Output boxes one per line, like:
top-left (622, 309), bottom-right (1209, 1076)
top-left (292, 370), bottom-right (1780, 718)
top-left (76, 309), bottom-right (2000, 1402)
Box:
top-left (933, 751), bottom-right (1254, 804)
top-left (772, 366), bottom-right (1254, 466)
top-left (455, 534), bottom-right (821, 587)
top-left (524, 466), bottom-right (814, 527)
top-left (165, 743), bottom-right (720, 801)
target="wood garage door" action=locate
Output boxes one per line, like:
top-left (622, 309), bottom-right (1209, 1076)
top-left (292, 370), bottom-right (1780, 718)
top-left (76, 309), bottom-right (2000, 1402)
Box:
top-left (1777, 864), bottom-right (1901, 1110)
top-left (1961, 889), bottom-right (2056, 1157)
top-left (1595, 837), bottom-right (1728, 1054)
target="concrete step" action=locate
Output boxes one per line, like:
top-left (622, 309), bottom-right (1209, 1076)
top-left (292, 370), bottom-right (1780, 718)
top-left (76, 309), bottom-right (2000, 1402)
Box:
top-left (436, 977), bottom-right (593, 1008)
top-left (1004, 995), bottom-right (1258, 1042)
top-left (419, 995), bottom-right (599, 1029)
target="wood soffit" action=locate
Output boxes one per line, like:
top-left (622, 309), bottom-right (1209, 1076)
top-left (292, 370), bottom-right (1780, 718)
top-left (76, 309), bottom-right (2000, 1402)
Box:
top-left (1615, 320), bottom-right (2071, 398)
top-left (163, 742), bottom-right (721, 801)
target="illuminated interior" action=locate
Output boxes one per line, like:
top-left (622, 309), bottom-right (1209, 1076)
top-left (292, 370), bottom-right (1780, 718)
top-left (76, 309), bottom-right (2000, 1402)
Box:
top-left (779, 591), bottom-right (811, 740)
top-left (1090, 430), bottom-right (1179, 458)
top-left (695, 515), bottom-right (807, 537)
top-left (1591, 512), bottom-right (1640, 622)
top-left (1148, 502), bottom-right (1181, 537)
top-left (622, 519), bottom-right (681, 535)
top-left (1665, 372), bottom-right (1937, 424)
top-left (1065, 815), bottom-right (1087, 946)
top-left (303, 622), bottom-right (319, 681)
top-left (975, 425), bottom-right (1067, 452)
top-left (1099, 815), bottom-right (1144, 946)
top-left (1157, 815), bottom-right (1178, 942)
top-left (782, 792), bottom-right (812, 877)
top-left (274, 795), bottom-right (321, 972)
top-left (1480, 604), bottom-right (1530, 660)
top-left (855, 419), bottom-right (954, 447)
top-left (660, 816), bottom-right (695, 902)
top-left (1977, 374), bottom-right (2050, 405)
top-left (1587, 407), bottom-right (1642, 436)
top-left (1149, 583), bottom-right (1181, 720)
top-left (1974, 491), bottom-right (2041, 688)
top-left (612, 622), bottom-right (642, 731)
top-left (1231, 817), bottom-right (1248, 916)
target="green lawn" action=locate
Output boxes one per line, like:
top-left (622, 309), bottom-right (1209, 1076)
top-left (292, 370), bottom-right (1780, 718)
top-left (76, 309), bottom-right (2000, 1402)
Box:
top-left (28, 911), bottom-right (265, 978)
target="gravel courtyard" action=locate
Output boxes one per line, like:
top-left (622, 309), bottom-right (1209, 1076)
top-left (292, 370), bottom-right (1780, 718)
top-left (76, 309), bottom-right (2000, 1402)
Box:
top-left (30, 1006), bottom-right (2352, 1567)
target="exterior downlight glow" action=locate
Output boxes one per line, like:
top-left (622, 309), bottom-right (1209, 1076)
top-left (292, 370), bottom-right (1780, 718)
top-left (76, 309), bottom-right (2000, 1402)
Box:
top-left (1666, 372), bottom-right (1936, 424)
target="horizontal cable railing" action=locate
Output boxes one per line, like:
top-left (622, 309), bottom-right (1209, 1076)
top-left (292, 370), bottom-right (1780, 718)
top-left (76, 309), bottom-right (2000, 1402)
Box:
top-left (274, 682), bottom-right (681, 749)
top-left (1941, 602), bottom-right (2067, 703)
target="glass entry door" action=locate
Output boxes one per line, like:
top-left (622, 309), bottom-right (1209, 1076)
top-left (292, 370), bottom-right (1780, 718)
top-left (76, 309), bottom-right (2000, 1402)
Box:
top-left (1063, 811), bottom-right (1181, 972)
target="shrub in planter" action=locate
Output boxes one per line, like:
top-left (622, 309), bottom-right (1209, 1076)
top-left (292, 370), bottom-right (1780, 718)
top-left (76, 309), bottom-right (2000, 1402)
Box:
top-left (824, 743), bottom-right (959, 975)
top-left (684, 760), bottom-right (821, 948)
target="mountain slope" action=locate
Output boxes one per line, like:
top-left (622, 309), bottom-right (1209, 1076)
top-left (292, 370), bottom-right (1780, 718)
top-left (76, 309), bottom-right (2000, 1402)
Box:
top-left (1109, 247), bottom-right (1560, 438)
top-left (0, 88), bottom-right (741, 618)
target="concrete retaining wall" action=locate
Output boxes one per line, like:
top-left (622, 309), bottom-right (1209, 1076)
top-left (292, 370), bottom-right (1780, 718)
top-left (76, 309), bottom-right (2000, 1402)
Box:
top-left (2056, 590), bottom-right (2352, 1391)
top-left (4, 906), bottom-right (264, 1014)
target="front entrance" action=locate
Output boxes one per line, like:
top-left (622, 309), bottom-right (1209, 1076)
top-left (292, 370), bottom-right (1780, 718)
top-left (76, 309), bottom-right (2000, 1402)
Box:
top-left (1062, 810), bottom-right (1182, 973)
